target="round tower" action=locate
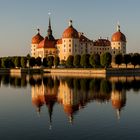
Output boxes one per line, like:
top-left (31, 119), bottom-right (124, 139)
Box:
top-left (31, 29), bottom-right (44, 58)
top-left (60, 20), bottom-right (79, 61)
top-left (111, 23), bottom-right (126, 59)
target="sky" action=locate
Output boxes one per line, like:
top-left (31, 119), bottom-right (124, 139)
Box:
top-left (0, 0), bottom-right (140, 56)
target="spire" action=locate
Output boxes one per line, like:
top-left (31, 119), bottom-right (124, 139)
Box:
top-left (47, 12), bottom-right (55, 40)
top-left (48, 12), bottom-right (51, 30)
top-left (47, 101), bottom-right (55, 130)
top-left (117, 22), bottom-right (120, 32)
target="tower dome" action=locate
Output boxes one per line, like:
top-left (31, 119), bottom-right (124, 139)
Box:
top-left (111, 24), bottom-right (126, 42)
top-left (62, 20), bottom-right (79, 38)
top-left (32, 29), bottom-right (44, 44)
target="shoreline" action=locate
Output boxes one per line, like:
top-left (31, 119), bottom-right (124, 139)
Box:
top-left (0, 68), bottom-right (140, 76)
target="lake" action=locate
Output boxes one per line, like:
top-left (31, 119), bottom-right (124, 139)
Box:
top-left (0, 74), bottom-right (140, 140)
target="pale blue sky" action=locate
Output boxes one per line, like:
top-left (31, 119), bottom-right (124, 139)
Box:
top-left (0, 0), bottom-right (140, 56)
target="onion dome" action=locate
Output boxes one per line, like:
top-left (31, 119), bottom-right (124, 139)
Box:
top-left (37, 37), bottom-right (56, 49)
top-left (32, 29), bottom-right (44, 44)
top-left (62, 20), bottom-right (79, 38)
top-left (111, 24), bottom-right (126, 42)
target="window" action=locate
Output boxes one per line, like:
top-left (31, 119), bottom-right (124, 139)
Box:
top-left (69, 39), bottom-right (71, 42)
top-left (64, 45), bottom-right (65, 47)
top-left (69, 44), bottom-right (71, 47)
top-left (118, 42), bottom-right (120, 45)
top-left (69, 49), bottom-right (71, 52)
top-left (64, 56), bottom-right (66, 59)
top-left (75, 49), bottom-right (77, 52)
top-left (64, 49), bottom-right (65, 52)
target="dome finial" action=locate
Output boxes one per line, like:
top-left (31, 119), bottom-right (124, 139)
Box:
top-left (117, 21), bottom-right (120, 32)
top-left (37, 28), bottom-right (40, 34)
top-left (69, 20), bottom-right (73, 27)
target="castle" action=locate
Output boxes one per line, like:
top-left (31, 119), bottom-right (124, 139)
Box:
top-left (31, 17), bottom-right (126, 61)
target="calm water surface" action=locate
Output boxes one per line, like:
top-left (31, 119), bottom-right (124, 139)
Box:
top-left (0, 74), bottom-right (140, 140)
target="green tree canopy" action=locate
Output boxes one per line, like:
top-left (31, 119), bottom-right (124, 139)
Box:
top-left (29, 57), bottom-right (35, 67)
top-left (131, 53), bottom-right (139, 68)
top-left (54, 56), bottom-right (60, 67)
top-left (89, 53), bottom-right (100, 68)
top-left (73, 55), bottom-right (81, 67)
top-left (14, 57), bottom-right (21, 68)
top-left (115, 53), bottom-right (123, 67)
top-left (123, 54), bottom-right (131, 68)
top-left (47, 56), bottom-right (54, 68)
top-left (42, 57), bottom-right (48, 67)
top-left (35, 57), bottom-right (42, 67)
top-left (100, 52), bottom-right (112, 68)
top-left (66, 55), bottom-right (74, 68)
top-left (21, 57), bottom-right (27, 68)
top-left (80, 54), bottom-right (90, 68)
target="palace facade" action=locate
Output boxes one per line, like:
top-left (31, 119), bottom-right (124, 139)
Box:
top-left (31, 18), bottom-right (126, 61)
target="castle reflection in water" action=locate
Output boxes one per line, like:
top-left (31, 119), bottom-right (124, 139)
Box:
top-left (1, 74), bottom-right (140, 126)
top-left (31, 76), bottom-right (127, 124)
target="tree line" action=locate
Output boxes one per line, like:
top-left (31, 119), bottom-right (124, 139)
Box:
top-left (0, 52), bottom-right (139, 68)
top-left (0, 53), bottom-right (111, 68)
top-left (115, 53), bottom-right (140, 68)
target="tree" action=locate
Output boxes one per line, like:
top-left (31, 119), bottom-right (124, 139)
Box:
top-left (80, 54), bottom-right (90, 68)
top-left (42, 57), bottom-right (48, 67)
top-left (66, 55), bottom-right (74, 68)
top-left (35, 57), bottom-right (42, 67)
top-left (29, 57), bottom-right (35, 67)
top-left (54, 56), bottom-right (60, 68)
top-left (100, 52), bottom-right (112, 68)
top-left (26, 54), bottom-right (31, 60)
top-left (89, 53), bottom-right (100, 68)
top-left (131, 53), bottom-right (139, 68)
top-left (47, 56), bottom-right (54, 68)
top-left (61, 60), bottom-right (66, 66)
top-left (21, 57), bottom-right (27, 68)
top-left (73, 55), bottom-right (81, 67)
top-left (1, 57), bottom-right (12, 68)
top-left (14, 57), bottom-right (21, 68)
top-left (123, 54), bottom-right (131, 68)
top-left (115, 53), bottom-right (123, 68)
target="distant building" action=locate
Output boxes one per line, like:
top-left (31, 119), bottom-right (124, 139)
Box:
top-left (31, 18), bottom-right (126, 61)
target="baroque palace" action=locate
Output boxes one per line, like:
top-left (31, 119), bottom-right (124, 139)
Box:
top-left (31, 17), bottom-right (126, 61)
